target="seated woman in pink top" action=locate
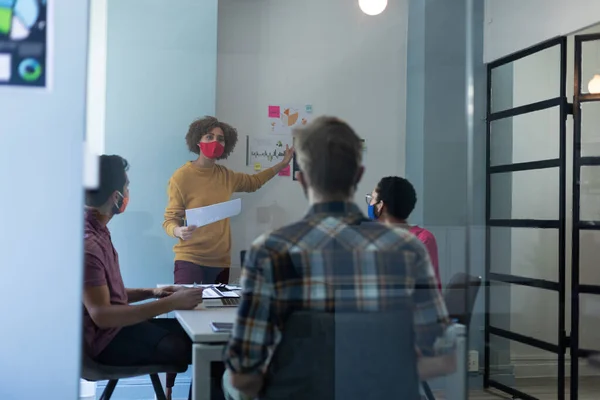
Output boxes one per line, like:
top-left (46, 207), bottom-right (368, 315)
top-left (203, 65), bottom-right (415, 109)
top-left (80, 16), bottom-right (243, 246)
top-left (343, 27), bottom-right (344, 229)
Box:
top-left (367, 176), bottom-right (442, 290)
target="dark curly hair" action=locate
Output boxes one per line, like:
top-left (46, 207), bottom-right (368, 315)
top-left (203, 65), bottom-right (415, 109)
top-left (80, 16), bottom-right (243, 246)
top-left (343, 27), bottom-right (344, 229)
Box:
top-left (375, 176), bottom-right (417, 220)
top-left (185, 116), bottom-right (238, 160)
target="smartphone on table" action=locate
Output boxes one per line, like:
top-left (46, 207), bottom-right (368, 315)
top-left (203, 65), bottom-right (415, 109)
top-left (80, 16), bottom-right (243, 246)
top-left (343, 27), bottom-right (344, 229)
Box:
top-left (210, 322), bottom-right (234, 332)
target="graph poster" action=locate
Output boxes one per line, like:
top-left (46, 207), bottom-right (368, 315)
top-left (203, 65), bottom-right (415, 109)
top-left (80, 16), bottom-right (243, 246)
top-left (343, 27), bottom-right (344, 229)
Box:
top-left (247, 135), bottom-right (293, 169)
top-left (268, 104), bottom-right (312, 136)
top-left (0, 0), bottom-right (50, 88)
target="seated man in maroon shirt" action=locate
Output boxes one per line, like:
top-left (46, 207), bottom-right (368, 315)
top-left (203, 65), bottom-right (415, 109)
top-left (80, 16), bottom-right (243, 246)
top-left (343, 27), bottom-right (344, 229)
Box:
top-left (83, 155), bottom-right (204, 399)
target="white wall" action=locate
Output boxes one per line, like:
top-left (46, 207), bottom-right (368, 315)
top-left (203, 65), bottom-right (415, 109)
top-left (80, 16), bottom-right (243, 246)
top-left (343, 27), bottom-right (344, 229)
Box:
top-left (0, 1), bottom-right (89, 399)
top-left (86, 0), bottom-right (107, 156)
top-left (216, 0), bottom-right (408, 272)
top-left (484, 0), bottom-right (600, 62)
top-left (103, 0), bottom-right (218, 290)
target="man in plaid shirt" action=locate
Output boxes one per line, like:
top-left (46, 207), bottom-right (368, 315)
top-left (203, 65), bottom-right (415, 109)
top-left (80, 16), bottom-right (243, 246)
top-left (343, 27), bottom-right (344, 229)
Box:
top-left (223, 116), bottom-right (456, 399)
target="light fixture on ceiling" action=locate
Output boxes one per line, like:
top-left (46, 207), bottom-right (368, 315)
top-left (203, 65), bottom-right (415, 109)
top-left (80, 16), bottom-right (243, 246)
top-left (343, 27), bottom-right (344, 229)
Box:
top-left (358, 0), bottom-right (388, 16)
top-left (589, 74), bottom-right (600, 94)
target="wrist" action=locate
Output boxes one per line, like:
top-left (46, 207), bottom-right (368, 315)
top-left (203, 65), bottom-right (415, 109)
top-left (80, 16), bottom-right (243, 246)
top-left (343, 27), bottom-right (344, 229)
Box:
top-left (150, 288), bottom-right (160, 299)
top-left (161, 294), bottom-right (176, 310)
top-left (274, 162), bottom-right (285, 173)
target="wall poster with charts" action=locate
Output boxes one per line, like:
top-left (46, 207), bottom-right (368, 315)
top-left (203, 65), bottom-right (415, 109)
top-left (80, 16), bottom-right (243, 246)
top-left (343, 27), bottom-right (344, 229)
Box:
top-left (0, 0), bottom-right (50, 88)
top-left (247, 135), bottom-right (294, 170)
top-left (268, 104), bottom-right (313, 135)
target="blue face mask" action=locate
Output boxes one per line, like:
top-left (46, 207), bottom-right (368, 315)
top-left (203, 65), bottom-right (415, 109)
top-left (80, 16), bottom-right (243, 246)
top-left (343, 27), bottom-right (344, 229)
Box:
top-left (368, 203), bottom-right (378, 220)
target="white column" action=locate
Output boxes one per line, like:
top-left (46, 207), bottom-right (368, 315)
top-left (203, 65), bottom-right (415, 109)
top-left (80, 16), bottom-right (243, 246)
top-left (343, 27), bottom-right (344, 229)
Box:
top-left (0, 0), bottom-right (90, 398)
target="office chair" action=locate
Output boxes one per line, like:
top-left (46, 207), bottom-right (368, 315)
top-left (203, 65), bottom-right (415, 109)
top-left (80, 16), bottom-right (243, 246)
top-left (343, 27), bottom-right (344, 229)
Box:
top-left (422, 273), bottom-right (482, 400)
top-left (263, 309), bottom-right (420, 400)
top-left (444, 273), bottom-right (483, 327)
top-left (81, 354), bottom-right (187, 400)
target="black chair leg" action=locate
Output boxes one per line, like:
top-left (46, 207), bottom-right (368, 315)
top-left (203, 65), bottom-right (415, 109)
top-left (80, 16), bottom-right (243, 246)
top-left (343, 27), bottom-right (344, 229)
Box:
top-left (422, 381), bottom-right (436, 400)
top-left (150, 373), bottom-right (168, 400)
top-left (99, 379), bottom-right (118, 400)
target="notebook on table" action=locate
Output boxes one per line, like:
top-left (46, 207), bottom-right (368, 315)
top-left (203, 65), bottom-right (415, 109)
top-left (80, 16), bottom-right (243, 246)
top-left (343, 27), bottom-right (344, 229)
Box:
top-left (199, 284), bottom-right (240, 308)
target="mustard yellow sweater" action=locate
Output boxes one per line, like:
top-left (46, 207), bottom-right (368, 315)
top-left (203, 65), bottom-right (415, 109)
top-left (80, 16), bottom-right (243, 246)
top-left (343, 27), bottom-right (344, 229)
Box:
top-left (163, 162), bottom-right (276, 268)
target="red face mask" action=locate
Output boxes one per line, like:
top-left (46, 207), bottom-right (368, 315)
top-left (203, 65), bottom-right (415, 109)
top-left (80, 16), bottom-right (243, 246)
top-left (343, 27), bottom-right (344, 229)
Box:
top-left (114, 191), bottom-right (129, 214)
top-left (199, 141), bottom-right (225, 159)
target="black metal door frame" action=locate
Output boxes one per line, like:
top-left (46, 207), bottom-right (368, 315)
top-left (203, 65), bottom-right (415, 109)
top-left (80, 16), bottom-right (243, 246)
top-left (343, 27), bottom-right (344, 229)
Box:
top-left (570, 33), bottom-right (600, 400)
top-left (485, 37), bottom-right (569, 400)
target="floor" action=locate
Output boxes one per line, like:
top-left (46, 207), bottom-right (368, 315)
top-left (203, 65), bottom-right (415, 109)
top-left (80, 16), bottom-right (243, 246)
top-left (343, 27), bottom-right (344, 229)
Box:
top-left (466, 377), bottom-right (600, 399)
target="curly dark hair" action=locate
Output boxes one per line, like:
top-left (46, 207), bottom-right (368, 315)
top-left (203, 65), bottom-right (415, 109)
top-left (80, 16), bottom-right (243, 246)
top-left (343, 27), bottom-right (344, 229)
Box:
top-left (375, 176), bottom-right (417, 220)
top-left (185, 116), bottom-right (238, 160)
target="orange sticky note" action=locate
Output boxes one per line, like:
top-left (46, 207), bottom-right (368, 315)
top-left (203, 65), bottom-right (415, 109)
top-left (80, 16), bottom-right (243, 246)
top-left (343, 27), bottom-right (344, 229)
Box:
top-left (278, 165), bottom-right (291, 176)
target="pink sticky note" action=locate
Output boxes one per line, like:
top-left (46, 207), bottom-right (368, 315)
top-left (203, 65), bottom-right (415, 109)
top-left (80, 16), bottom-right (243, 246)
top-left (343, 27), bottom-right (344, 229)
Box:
top-left (268, 105), bottom-right (280, 118)
top-left (278, 165), bottom-right (291, 176)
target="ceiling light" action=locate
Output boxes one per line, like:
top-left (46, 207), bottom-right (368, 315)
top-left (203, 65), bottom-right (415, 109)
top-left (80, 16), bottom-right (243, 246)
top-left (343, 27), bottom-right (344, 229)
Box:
top-left (358, 0), bottom-right (388, 16)
top-left (588, 74), bottom-right (600, 94)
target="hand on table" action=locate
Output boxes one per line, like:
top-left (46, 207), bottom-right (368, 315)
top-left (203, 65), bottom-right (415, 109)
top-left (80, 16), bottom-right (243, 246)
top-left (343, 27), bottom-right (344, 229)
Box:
top-left (167, 288), bottom-right (204, 310)
top-left (153, 285), bottom-right (184, 299)
top-left (174, 225), bottom-right (197, 241)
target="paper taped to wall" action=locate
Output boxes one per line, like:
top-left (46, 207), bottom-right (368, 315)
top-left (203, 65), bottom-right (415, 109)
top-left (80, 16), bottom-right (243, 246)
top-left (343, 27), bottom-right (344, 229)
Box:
top-left (185, 198), bottom-right (241, 228)
top-left (268, 104), bottom-right (312, 135)
top-left (248, 135), bottom-right (293, 168)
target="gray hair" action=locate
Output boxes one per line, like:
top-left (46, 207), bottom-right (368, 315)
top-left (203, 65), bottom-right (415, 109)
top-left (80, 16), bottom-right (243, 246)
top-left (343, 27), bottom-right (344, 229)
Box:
top-left (293, 116), bottom-right (363, 198)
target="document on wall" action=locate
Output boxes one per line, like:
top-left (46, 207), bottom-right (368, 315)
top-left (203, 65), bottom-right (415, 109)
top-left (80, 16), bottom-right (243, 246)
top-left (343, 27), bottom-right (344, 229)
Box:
top-left (247, 135), bottom-right (293, 168)
top-left (185, 198), bottom-right (241, 228)
top-left (268, 104), bottom-right (313, 135)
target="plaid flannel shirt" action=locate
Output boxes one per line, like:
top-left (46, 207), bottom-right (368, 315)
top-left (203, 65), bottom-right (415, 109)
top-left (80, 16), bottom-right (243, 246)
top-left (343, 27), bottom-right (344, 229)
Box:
top-left (224, 202), bottom-right (452, 374)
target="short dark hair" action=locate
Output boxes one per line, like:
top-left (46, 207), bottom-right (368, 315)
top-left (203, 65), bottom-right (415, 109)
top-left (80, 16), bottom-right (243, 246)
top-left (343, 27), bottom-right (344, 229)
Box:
top-left (375, 176), bottom-right (417, 220)
top-left (185, 116), bottom-right (238, 160)
top-left (86, 155), bottom-right (129, 207)
top-left (293, 116), bottom-right (363, 198)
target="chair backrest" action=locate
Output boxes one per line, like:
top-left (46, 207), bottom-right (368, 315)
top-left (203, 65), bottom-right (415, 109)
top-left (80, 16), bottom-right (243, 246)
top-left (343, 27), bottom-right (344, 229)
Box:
top-left (261, 309), bottom-right (420, 400)
top-left (443, 273), bottom-right (482, 326)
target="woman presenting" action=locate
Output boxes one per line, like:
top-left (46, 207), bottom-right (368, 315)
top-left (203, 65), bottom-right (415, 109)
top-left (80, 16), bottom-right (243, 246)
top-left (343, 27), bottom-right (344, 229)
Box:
top-left (163, 116), bottom-right (293, 285)
top-left (162, 116), bottom-right (292, 399)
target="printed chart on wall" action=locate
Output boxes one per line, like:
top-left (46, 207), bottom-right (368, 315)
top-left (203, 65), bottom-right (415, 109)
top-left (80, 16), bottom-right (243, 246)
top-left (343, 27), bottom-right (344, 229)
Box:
top-left (268, 104), bottom-right (313, 135)
top-left (0, 0), bottom-right (50, 88)
top-left (247, 135), bottom-right (294, 172)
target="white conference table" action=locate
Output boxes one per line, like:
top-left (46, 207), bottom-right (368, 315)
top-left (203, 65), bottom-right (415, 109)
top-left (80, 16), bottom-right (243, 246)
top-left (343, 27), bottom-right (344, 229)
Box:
top-left (175, 307), bottom-right (236, 400)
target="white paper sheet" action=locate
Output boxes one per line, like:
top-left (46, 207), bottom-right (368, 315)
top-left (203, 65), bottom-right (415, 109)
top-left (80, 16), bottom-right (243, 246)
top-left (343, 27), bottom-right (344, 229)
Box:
top-left (185, 198), bottom-right (241, 228)
top-left (201, 287), bottom-right (222, 299)
top-left (156, 284), bottom-right (240, 299)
